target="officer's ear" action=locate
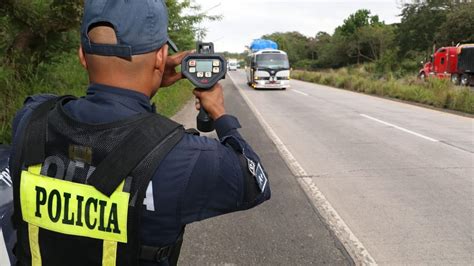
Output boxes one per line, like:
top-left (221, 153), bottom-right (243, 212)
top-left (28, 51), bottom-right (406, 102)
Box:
top-left (154, 44), bottom-right (169, 74)
top-left (78, 46), bottom-right (88, 70)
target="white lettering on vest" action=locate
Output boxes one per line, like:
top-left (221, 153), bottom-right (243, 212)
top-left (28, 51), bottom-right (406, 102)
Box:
top-left (143, 182), bottom-right (155, 211)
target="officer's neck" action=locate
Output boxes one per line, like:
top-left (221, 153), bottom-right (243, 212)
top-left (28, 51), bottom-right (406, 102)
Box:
top-left (88, 76), bottom-right (153, 98)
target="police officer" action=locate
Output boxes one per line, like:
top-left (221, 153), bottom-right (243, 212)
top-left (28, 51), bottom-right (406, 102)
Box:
top-left (9, 1), bottom-right (270, 266)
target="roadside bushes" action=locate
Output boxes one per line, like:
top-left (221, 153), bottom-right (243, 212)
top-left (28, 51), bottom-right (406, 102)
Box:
top-left (0, 52), bottom-right (89, 144)
top-left (292, 69), bottom-right (474, 114)
top-left (0, 52), bottom-right (193, 144)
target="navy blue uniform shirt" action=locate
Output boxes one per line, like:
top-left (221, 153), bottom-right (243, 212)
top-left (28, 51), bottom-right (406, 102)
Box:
top-left (10, 84), bottom-right (271, 265)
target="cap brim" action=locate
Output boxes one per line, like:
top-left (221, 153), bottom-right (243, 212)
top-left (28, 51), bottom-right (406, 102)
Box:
top-left (167, 39), bottom-right (179, 53)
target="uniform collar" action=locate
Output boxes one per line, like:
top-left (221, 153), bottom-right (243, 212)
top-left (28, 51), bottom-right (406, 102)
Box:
top-left (86, 83), bottom-right (155, 113)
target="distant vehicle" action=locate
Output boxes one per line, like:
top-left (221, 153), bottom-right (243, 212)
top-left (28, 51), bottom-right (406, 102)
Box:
top-left (246, 39), bottom-right (291, 90)
top-left (228, 59), bottom-right (238, 71)
top-left (419, 44), bottom-right (474, 86)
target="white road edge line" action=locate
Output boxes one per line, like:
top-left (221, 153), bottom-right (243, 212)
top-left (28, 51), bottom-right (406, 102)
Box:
top-left (292, 89), bottom-right (309, 96)
top-left (360, 114), bottom-right (439, 142)
top-left (228, 73), bottom-right (376, 266)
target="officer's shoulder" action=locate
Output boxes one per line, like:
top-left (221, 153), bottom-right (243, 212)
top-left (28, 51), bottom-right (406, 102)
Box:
top-left (173, 132), bottom-right (219, 152)
top-left (16, 94), bottom-right (59, 118)
top-left (22, 94), bottom-right (58, 109)
top-left (12, 94), bottom-right (59, 135)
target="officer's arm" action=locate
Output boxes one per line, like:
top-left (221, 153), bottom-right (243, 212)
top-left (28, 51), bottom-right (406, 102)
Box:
top-left (180, 115), bottom-right (271, 224)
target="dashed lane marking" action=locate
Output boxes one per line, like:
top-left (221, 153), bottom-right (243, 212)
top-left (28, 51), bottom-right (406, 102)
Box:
top-left (292, 89), bottom-right (309, 96)
top-left (360, 114), bottom-right (439, 142)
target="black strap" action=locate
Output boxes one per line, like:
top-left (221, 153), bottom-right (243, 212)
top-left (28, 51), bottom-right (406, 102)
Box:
top-left (168, 226), bottom-right (186, 266)
top-left (23, 97), bottom-right (70, 166)
top-left (139, 229), bottom-right (185, 264)
top-left (119, 127), bottom-right (184, 266)
top-left (87, 114), bottom-right (184, 197)
top-left (140, 245), bottom-right (174, 263)
top-left (11, 96), bottom-right (64, 226)
top-left (185, 128), bottom-right (200, 136)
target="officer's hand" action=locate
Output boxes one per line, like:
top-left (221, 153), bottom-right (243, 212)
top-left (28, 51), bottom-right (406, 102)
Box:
top-left (160, 50), bottom-right (194, 88)
top-left (193, 83), bottom-right (226, 120)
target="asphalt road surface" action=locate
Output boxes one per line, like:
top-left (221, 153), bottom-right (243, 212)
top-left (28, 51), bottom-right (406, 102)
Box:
top-left (175, 77), bottom-right (352, 265)
top-left (221, 70), bottom-right (473, 265)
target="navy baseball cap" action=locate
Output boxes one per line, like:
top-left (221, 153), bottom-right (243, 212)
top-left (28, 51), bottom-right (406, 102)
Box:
top-left (81, 0), bottom-right (178, 58)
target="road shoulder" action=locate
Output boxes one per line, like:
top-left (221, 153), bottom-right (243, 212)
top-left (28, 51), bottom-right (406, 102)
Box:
top-left (176, 78), bottom-right (352, 265)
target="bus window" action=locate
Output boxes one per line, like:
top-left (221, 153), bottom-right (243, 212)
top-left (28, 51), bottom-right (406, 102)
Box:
top-left (256, 54), bottom-right (289, 69)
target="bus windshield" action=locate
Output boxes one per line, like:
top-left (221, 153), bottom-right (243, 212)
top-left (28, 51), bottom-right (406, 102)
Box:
top-left (256, 54), bottom-right (289, 69)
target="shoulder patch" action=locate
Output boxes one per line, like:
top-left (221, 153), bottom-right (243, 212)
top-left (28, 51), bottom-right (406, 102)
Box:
top-left (247, 158), bottom-right (267, 192)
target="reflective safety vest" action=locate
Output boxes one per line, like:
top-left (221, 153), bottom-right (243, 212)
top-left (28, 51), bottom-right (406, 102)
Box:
top-left (11, 96), bottom-right (185, 266)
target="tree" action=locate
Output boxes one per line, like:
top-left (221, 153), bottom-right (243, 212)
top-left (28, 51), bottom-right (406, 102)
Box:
top-left (315, 33), bottom-right (349, 68)
top-left (436, 2), bottom-right (474, 45)
top-left (0, 0), bottom-right (218, 73)
top-left (261, 32), bottom-right (311, 65)
top-left (0, 0), bottom-right (83, 68)
top-left (334, 9), bottom-right (384, 64)
top-left (166, 0), bottom-right (220, 51)
top-left (396, 0), bottom-right (455, 57)
top-left (356, 24), bottom-right (396, 62)
top-left (336, 9), bottom-right (381, 37)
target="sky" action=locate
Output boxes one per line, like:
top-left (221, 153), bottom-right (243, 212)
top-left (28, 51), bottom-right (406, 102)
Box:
top-left (195, 0), bottom-right (405, 53)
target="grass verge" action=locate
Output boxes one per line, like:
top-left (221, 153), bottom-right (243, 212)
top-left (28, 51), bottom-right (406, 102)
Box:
top-left (152, 80), bottom-right (194, 117)
top-left (291, 68), bottom-right (474, 114)
top-left (1, 52), bottom-right (194, 144)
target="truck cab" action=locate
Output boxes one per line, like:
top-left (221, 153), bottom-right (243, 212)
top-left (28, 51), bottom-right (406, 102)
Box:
top-left (419, 45), bottom-right (474, 86)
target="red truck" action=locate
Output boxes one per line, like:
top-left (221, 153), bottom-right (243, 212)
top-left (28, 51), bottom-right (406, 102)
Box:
top-left (419, 44), bottom-right (474, 86)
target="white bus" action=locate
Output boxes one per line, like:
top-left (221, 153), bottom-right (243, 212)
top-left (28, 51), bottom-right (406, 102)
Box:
top-left (246, 49), bottom-right (290, 90)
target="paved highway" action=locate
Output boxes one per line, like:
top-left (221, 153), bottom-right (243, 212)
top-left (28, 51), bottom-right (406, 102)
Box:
top-left (224, 70), bottom-right (473, 265)
top-left (176, 77), bottom-right (352, 265)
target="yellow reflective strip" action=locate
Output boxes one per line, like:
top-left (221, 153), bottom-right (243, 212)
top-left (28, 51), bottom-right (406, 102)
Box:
top-left (28, 224), bottom-right (42, 266)
top-left (28, 165), bottom-right (41, 175)
top-left (20, 170), bottom-right (129, 243)
top-left (27, 166), bottom-right (42, 266)
top-left (102, 240), bottom-right (117, 266)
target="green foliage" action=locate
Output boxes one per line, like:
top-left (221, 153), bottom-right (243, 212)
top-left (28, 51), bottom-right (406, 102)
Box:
top-left (0, 0), bottom-right (219, 66)
top-left (396, 0), bottom-right (473, 56)
top-left (262, 32), bottom-right (311, 65)
top-left (0, 51), bottom-right (88, 144)
top-left (152, 80), bottom-right (194, 117)
top-left (313, 33), bottom-right (348, 68)
top-left (1, 0), bottom-right (215, 143)
top-left (335, 9), bottom-right (381, 37)
top-left (263, 9), bottom-right (396, 70)
top-left (0, 0), bottom-right (83, 70)
top-left (166, 0), bottom-right (221, 51)
top-left (263, 2), bottom-right (472, 80)
top-left (333, 9), bottom-right (387, 65)
top-left (436, 2), bottom-right (474, 45)
top-left (0, 51), bottom-right (195, 143)
top-left (356, 24), bottom-right (396, 61)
